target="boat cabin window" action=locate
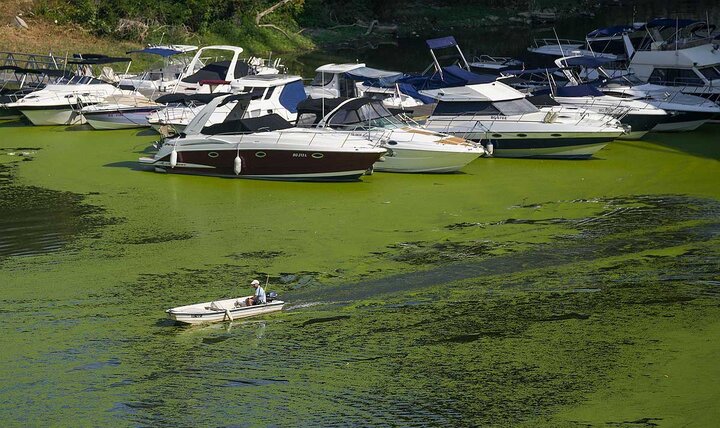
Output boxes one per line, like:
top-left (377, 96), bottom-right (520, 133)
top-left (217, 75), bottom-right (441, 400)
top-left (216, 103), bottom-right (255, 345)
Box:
top-left (296, 112), bottom-right (319, 127)
top-left (433, 101), bottom-right (501, 116)
top-left (698, 66), bottom-right (720, 81)
top-left (648, 68), bottom-right (705, 86)
top-left (240, 86), bottom-right (267, 98)
top-left (602, 91), bottom-right (637, 99)
top-left (492, 98), bottom-right (538, 115)
top-left (264, 85), bottom-right (276, 99)
top-left (311, 72), bottom-right (335, 87)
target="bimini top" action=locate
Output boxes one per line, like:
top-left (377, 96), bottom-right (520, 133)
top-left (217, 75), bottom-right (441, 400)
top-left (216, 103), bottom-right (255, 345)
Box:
top-left (0, 66), bottom-right (73, 78)
top-left (314, 63), bottom-right (365, 74)
top-left (587, 24), bottom-right (640, 38)
top-left (643, 18), bottom-right (700, 30)
top-left (426, 36), bottom-right (459, 50)
top-left (126, 45), bottom-right (198, 57)
top-left (344, 66), bottom-right (405, 87)
top-left (67, 54), bottom-right (132, 65)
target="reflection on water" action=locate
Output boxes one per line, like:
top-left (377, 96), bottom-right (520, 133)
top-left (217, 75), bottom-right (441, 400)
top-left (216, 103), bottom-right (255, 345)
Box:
top-left (0, 162), bottom-right (113, 259)
top-left (290, 0), bottom-right (720, 76)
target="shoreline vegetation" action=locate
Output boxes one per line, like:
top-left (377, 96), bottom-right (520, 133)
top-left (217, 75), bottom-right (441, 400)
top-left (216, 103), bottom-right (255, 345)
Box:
top-left (2, 0), bottom-right (601, 71)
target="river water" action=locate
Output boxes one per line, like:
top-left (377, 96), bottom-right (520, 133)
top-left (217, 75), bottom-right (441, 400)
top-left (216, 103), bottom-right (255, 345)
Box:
top-left (2, 7), bottom-right (720, 426)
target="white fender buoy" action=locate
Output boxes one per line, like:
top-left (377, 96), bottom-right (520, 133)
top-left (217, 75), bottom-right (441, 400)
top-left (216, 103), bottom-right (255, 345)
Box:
top-left (234, 154), bottom-right (242, 175)
top-left (170, 148), bottom-right (178, 168)
top-left (485, 142), bottom-right (494, 157)
top-left (224, 309), bottom-right (234, 322)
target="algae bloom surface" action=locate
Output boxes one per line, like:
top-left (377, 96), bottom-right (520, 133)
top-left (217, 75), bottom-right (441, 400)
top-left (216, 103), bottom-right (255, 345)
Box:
top-left (1, 121), bottom-right (719, 426)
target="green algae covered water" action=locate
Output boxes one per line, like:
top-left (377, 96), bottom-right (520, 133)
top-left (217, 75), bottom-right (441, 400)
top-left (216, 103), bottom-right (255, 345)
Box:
top-left (1, 119), bottom-right (719, 426)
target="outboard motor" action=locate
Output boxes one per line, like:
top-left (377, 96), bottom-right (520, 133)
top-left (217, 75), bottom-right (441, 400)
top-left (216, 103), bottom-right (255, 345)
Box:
top-left (267, 291), bottom-right (278, 302)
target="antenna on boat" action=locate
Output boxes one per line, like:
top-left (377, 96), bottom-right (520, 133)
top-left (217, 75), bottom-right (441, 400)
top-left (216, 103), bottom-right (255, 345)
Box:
top-left (553, 28), bottom-right (566, 58)
top-left (706, 11), bottom-right (711, 39)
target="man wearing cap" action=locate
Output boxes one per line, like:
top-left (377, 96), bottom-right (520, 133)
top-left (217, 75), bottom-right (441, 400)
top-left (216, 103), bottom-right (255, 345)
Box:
top-left (245, 279), bottom-right (266, 306)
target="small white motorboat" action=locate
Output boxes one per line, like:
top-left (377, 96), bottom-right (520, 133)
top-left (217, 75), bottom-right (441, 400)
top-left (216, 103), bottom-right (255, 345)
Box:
top-left (166, 293), bottom-right (284, 325)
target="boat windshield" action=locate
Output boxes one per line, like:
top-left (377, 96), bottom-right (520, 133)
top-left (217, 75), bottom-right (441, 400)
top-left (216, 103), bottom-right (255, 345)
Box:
top-left (492, 98), bottom-right (538, 115)
top-left (698, 66), bottom-right (720, 81)
top-left (310, 72), bottom-right (334, 87)
top-left (328, 102), bottom-right (402, 129)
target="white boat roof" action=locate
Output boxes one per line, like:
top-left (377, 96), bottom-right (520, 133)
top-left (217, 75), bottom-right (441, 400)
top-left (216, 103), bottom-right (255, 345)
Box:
top-left (315, 63), bottom-right (366, 73)
top-left (196, 45), bottom-right (244, 55)
top-left (235, 74), bottom-right (302, 87)
top-left (632, 43), bottom-right (720, 68)
top-left (420, 82), bottom-right (524, 102)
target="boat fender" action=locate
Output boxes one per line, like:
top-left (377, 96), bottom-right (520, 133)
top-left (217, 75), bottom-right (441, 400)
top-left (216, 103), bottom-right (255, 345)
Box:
top-left (485, 142), bottom-right (494, 157)
top-left (365, 165), bottom-right (374, 175)
top-left (234, 155), bottom-right (242, 175)
top-left (170, 148), bottom-right (178, 168)
top-left (224, 308), bottom-right (234, 322)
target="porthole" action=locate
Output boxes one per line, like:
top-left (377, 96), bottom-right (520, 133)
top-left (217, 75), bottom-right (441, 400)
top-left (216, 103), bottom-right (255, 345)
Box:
top-left (551, 133), bottom-right (562, 137)
top-left (207, 152), bottom-right (219, 158)
top-left (311, 152), bottom-right (324, 159)
top-left (517, 133), bottom-right (527, 137)
top-left (387, 140), bottom-right (398, 146)
top-left (491, 134), bottom-right (502, 138)
top-left (255, 151), bottom-right (267, 158)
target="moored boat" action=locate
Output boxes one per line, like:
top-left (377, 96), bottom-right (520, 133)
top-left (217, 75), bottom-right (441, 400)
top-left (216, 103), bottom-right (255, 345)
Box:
top-left (139, 93), bottom-right (386, 181)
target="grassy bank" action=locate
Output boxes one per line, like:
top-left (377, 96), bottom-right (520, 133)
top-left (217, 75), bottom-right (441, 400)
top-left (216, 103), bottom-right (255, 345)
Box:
top-left (0, 0), bottom-right (314, 73)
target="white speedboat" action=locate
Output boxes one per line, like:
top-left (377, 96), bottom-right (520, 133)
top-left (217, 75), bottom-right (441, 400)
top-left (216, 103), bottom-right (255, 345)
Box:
top-left (421, 79), bottom-right (627, 159)
top-left (166, 295), bottom-right (285, 325)
top-left (81, 93), bottom-right (163, 130)
top-left (296, 97), bottom-right (484, 173)
top-left (5, 76), bottom-right (128, 125)
top-left (139, 93), bottom-right (386, 181)
top-left (556, 55), bottom-right (720, 132)
top-left (548, 85), bottom-right (668, 140)
top-left (147, 74), bottom-right (305, 135)
top-left (5, 54), bottom-right (133, 126)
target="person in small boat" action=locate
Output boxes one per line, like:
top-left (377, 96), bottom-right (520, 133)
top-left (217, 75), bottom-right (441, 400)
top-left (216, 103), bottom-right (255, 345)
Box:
top-left (245, 279), bottom-right (266, 306)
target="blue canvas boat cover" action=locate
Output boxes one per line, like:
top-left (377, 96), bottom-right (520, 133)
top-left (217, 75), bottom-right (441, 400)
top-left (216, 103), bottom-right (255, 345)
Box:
top-left (126, 47), bottom-right (187, 57)
top-left (643, 18), bottom-right (699, 29)
top-left (556, 84), bottom-right (604, 97)
top-left (560, 56), bottom-right (615, 68)
top-left (426, 36), bottom-right (458, 50)
top-left (396, 83), bottom-right (436, 104)
top-left (395, 65), bottom-right (498, 103)
top-left (587, 25), bottom-right (635, 38)
top-left (398, 65), bottom-right (496, 91)
top-left (503, 66), bottom-right (560, 75)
